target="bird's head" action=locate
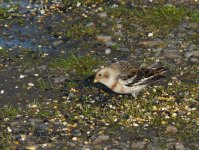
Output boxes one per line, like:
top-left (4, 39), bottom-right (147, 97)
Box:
top-left (94, 68), bottom-right (117, 86)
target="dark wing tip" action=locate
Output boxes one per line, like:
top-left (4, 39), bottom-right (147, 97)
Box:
top-left (125, 66), bottom-right (168, 86)
top-left (153, 67), bottom-right (168, 76)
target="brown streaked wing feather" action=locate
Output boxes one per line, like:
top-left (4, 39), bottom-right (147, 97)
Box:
top-left (126, 67), bottom-right (167, 86)
top-left (109, 61), bottom-right (138, 84)
top-left (110, 61), bottom-right (137, 80)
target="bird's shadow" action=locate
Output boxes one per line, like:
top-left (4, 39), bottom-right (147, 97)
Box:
top-left (84, 74), bottom-right (118, 95)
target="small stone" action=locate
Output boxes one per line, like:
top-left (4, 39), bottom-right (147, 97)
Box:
top-left (54, 76), bottom-right (68, 84)
top-left (27, 83), bottom-right (34, 87)
top-left (165, 125), bottom-right (178, 134)
top-left (171, 113), bottom-right (177, 118)
top-left (105, 41), bottom-right (117, 47)
top-left (96, 35), bottom-right (111, 42)
top-left (185, 51), bottom-right (199, 58)
top-left (86, 22), bottom-right (94, 27)
top-left (133, 123), bottom-right (139, 127)
top-left (148, 32), bottom-right (153, 37)
top-left (98, 12), bottom-right (107, 18)
top-left (24, 68), bottom-right (35, 73)
top-left (178, 110), bottom-right (186, 116)
top-left (191, 58), bottom-right (198, 62)
top-left (105, 49), bottom-right (111, 55)
top-left (76, 2), bottom-right (81, 7)
top-left (72, 137), bottom-right (77, 141)
top-left (72, 129), bottom-right (81, 136)
top-left (40, 9), bottom-right (45, 14)
top-left (175, 142), bottom-right (185, 150)
top-left (7, 127), bottom-right (12, 132)
top-left (93, 135), bottom-right (110, 144)
top-left (188, 22), bottom-right (198, 30)
top-left (26, 146), bottom-right (37, 150)
top-left (20, 134), bottom-right (26, 141)
top-left (138, 40), bottom-right (162, 48)
top-left (0, 90), bottom-right (5, 94)
top-left (116, 24), bottom-right (123, 29)
top-left (36, 65), bottom-right (47, 71)
top-left (116, 47), bottom-right (130, 52)
top-left (42, 143), bottom-right (47, 147)
top-left (131, 140), bottom-right (148, 149)
top-left (19, 75), bottom-right (25, 79)
top-left (53, 40), bottom-right (63, 47)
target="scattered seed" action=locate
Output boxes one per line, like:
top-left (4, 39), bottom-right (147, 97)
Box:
top-left (72, 137), bottom-right (78, 141)
top-left (7, 127), bottom-right (12, 132)
top-left (148, 32), bottom-right (153, 37)
top-left (0, 90), bottom-right (5, 94)
top-left (19, 75), bottom-right (25, 78)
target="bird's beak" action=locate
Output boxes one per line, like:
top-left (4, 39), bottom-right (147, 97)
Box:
top-left (94, 78), bottom-right (98, 83)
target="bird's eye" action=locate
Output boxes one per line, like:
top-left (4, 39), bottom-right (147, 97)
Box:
top-left (98, 73), bottom-right (102, 77)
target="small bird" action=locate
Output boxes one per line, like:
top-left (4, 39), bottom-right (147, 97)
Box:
top-left (94, 61), bottom-right (167, 98)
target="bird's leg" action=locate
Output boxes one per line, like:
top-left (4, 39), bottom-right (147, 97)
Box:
top-left (131, 92), bottom-right (138, 99)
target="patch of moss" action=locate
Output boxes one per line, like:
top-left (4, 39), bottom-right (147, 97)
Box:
top-left (16, 18), bottom-right (25, 25)
top-left (187, 9), bottom-right (199, 22)
top-left (143, 5), bottom-right (187, 33)
top-left (65, 24), bottom-right (99, 39)
top-left (109, 5), bottom-right (188, 35)
top-left (0, 105), bottom-right (20, 119)
top-left (49, 54), bottom-right (102, 78)
top-left (65, 79), bottom-right (79, 89)
top-left (0, 7), bottom-right (10, 20)
top-left (0, 5), bottom-right (19, 20)
top-left (62, 0), bottom-right (103, 7)
top-left (0, 131), bottom-right (15, 149)
top-left (0, 48), bottom-right (9, 59)
top-left (36, 78), bottom-right (53, 91)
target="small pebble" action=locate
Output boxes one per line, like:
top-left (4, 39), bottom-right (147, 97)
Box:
top-left (42, 143), bottom-right (47, 147)
top-left (105, 49), bottom-right (111, 55)
top-left (27, 83), bottom-right (34, 87)
top-left (98, 12), bottom-right (107, 18)
top-left (148, 32), bottom-right (153, 37)
top-left (7, 127), bottom-right (12, 132)
top-left (133, 123), bottom-right (139, 127)
top-left (72, 137), bottom-right (78, 141)
top-left (19, 75), bottom-right (25, 79)
top-left (0, 90), bottom-right (5, 94)
top-left (34, 74), bottom-right (39, 77)
top-left (93, 135), bottom-right (110, 144)
top-left (96, 35), bottom-right (111, 42)
top-left (20, 134), bottom-right (26, 141)
top-left (76, 2), bottom-right (81, 7)
top-left (172, 113), bottom-right (177, 118)
top-left (175, 142), bottom-right (185, 150)
top-left (26, 146), bottom-right (37, 150)
top-left (165, 125), bottom-right (178, 134)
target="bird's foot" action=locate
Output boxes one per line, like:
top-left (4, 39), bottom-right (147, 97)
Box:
top-left (131, 93), bottom-right (138, 99)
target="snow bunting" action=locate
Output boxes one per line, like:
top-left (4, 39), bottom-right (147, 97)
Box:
top-left (94, 61), bottom-right (167, 98)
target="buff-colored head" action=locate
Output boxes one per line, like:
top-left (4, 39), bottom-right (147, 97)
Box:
top-left (94, 68), bottom-right (117, 87)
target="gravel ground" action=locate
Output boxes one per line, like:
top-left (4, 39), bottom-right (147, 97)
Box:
top-left (0, 0), bottom-right (199, 149)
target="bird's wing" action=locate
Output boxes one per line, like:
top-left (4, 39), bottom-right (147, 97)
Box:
top-left (110, 61), bottom-right (138, 84)
top-left (125, 67), bottom-right (167, 86)
top-left (110, 61), bottom-right (167, 86)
